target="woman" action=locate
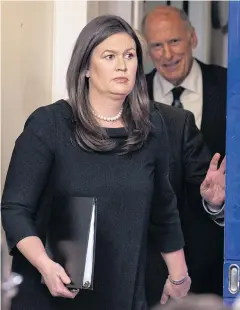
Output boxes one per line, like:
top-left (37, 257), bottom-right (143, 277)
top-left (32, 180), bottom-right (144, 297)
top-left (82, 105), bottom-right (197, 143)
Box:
top-left (1, 15), bottom-right (190, 309)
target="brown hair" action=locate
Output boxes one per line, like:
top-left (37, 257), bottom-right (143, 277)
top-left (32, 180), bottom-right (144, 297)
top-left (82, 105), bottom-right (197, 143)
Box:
top-left (66, 15), bottom-right (151, 154)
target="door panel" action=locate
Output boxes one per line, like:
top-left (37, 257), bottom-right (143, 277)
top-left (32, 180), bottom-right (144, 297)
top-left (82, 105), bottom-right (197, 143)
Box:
top-left (224, 0), bottom-right (240, 305)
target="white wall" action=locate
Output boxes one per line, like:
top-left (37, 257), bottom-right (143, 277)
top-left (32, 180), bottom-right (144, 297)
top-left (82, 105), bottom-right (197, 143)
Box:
top-left (98, 1), bottom-right (133, 25)
top-left (1, 1), bottom-right (54, 187)
top-left (189, 1), bottom-right (212, 64)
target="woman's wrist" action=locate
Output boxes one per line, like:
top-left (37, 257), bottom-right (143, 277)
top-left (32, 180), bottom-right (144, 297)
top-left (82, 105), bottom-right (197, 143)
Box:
top-left (168, 272), bottom-right (189, 285)
top-left (34, 251), bottom-right (52, 274)
top-left (161, 249), bottom-right (188, 280)
top-left (167, 266), bottom-right (188, 281)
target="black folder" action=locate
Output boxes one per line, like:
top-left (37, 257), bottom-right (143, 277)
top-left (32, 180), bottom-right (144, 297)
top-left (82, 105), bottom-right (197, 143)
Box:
top-left (44, 196), bottom-right (97, 290)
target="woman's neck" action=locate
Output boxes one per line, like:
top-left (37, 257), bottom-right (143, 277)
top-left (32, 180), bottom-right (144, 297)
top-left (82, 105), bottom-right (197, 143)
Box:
top-left (89, 91), bottom-right (126, 128)
top-left (89, 93), bottom-right (125, 117)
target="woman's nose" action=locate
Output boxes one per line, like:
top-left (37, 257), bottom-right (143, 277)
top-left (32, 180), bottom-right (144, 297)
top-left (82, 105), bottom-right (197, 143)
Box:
top-left (116, 57), bottom-right (127, 71)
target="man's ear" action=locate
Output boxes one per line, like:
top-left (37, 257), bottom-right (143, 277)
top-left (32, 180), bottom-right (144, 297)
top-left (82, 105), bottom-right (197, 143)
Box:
top-left (190, 28), bottom-right (198, 49)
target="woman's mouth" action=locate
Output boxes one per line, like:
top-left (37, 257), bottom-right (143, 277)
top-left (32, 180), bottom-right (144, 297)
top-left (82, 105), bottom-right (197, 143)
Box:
top-left (114, 77), bottom-right (129, 83)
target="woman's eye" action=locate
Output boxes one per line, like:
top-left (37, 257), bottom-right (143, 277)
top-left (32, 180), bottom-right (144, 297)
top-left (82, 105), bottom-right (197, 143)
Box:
top-left (104, 54), bottom-right (114, 60)
top-left (125, 53), bottom-right (135, 59)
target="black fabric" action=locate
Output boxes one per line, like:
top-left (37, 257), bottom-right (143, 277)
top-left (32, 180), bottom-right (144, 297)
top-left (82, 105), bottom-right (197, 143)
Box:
top-left (1, 100), bottom-right (184, 310)
top-left (145, 60), bottom-right (226, 304)
top-left (171, 87), bottom-right (185, 108)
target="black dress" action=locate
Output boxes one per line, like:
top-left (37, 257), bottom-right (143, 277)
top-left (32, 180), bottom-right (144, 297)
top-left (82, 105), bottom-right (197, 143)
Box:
top-left (1, 100), bottom-right (184, 310)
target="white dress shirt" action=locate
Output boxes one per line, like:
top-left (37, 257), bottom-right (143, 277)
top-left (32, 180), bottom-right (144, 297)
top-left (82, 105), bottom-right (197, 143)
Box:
top-left (153, 59), bottom-right (203, 129)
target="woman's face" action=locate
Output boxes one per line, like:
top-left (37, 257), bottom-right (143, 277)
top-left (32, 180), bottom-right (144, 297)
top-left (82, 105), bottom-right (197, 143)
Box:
top-left (87, 32), bottom-right (138, 99)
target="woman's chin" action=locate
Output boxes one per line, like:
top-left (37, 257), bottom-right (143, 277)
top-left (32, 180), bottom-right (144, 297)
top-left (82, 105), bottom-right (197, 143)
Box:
top-left (110, 86), bottom-right (133, 97)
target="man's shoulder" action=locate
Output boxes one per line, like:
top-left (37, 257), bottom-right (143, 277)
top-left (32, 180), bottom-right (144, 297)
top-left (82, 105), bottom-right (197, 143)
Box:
top-left (197, 60), bottom-right (227, 79)
top-left (150, 101), bottom-right (195, 139)
top-left (151, 101), bottom-right (193, 123)
top-left (145, 68), bottom-right (157, 81)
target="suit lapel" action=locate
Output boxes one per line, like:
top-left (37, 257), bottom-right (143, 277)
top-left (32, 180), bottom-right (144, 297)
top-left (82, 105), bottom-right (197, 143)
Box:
top-left (198, 61), bottom-right (216, 140)
top-left (146, 69), bottom-right (156, 101)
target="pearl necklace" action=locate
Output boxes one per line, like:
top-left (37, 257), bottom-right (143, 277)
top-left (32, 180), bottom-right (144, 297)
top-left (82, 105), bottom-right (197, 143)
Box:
top-left (92, 107), bottom-right (123, 122)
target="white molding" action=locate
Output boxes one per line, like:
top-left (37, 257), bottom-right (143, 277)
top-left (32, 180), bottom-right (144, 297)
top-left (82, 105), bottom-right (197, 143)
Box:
top-left (51, 1), bottom-right (88, 102)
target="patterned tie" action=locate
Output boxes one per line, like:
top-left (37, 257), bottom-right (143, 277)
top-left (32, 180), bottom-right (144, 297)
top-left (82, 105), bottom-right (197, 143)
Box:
top-left (171, 87), bottom-right (185, 108)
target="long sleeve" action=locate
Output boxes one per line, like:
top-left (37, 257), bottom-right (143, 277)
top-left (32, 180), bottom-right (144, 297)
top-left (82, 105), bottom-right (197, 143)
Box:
top-left (182, 112), bottom-right (225, 225)
top-left (182, 112), bottom-right (219, 219)
top-left (202, 200), bottom-right (225, 226)
top-left (1, 106), bottom-right (55, 253)
top-left (149, 109), bottom-right (184, 253)
top-left (183, 112), bottom-right (211, 188)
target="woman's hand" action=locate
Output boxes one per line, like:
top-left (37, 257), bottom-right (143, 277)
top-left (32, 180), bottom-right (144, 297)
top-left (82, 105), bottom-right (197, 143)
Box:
top-left (37, 253), bottom-right (79, 299)
top-left (160, 274), bottom-right (191, 304)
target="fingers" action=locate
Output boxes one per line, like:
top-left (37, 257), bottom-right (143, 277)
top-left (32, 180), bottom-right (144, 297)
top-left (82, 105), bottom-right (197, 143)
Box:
top-left (161, 276), bottom-right (191, 305)
top-left (56, 266), bottom-right (76, 298)
top-left (58, 266), bottom-right (71, 285)
top-left (209, 153), bottom-right (221, 171)
top-left (70, 288), bottom-right (80, 293)
top-left (219, 156), bottom-right (226, 174)
top-left (53, 277), bottom-right (76, 299)
top-left (160, 281), bottom-right (170, 305)
top-left (43, 263), bottom-right (77, 299)
top-left (160, 291), bottom-right (169, 305)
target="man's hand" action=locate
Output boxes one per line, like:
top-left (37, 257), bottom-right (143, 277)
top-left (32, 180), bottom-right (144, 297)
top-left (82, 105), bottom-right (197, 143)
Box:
top-left (200, 153), bottom-right (226, 208)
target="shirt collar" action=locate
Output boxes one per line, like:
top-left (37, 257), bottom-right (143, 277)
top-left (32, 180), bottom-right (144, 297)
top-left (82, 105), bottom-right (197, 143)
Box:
top-left (181, 59), bottom-right (202, 94)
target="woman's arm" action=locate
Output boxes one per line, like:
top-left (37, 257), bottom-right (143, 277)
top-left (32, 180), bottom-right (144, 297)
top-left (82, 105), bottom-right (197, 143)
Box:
top-left (161, 249), bottom-right (188, 280)
top-left (1, 107), bottom-right (54, 253)
top-left (149, 108), bottom-right (185, 255)
top-left (150, 108), bottom-right (191, 303)
top-left (1, 107), bottom-right (76, 299)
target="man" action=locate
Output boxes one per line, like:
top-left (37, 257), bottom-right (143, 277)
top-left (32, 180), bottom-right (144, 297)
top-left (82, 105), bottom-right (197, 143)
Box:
top-left (144, 6), bottom-right (226, 157)
top-left (147, 104), bottom-right (225, 306)
top-left (141, 5), bottom-right (226, 303)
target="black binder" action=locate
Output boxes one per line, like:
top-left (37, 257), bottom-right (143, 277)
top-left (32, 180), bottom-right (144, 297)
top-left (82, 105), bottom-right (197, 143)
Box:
top-left (43, 196), bottom-right (97, 290)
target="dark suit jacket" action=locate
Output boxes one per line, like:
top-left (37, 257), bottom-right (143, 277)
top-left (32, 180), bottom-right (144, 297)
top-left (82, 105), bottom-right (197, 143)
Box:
top-left (145, 103), bottom-right (224, 307)
top-left (146, 61), bottom-right (227, 297)
top-left (145, 60), bottom-right (227, 157)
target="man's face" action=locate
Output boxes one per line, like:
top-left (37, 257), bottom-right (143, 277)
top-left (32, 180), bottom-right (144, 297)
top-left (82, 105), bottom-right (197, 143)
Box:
top-left (144, 11), bottom-right (197, 85)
